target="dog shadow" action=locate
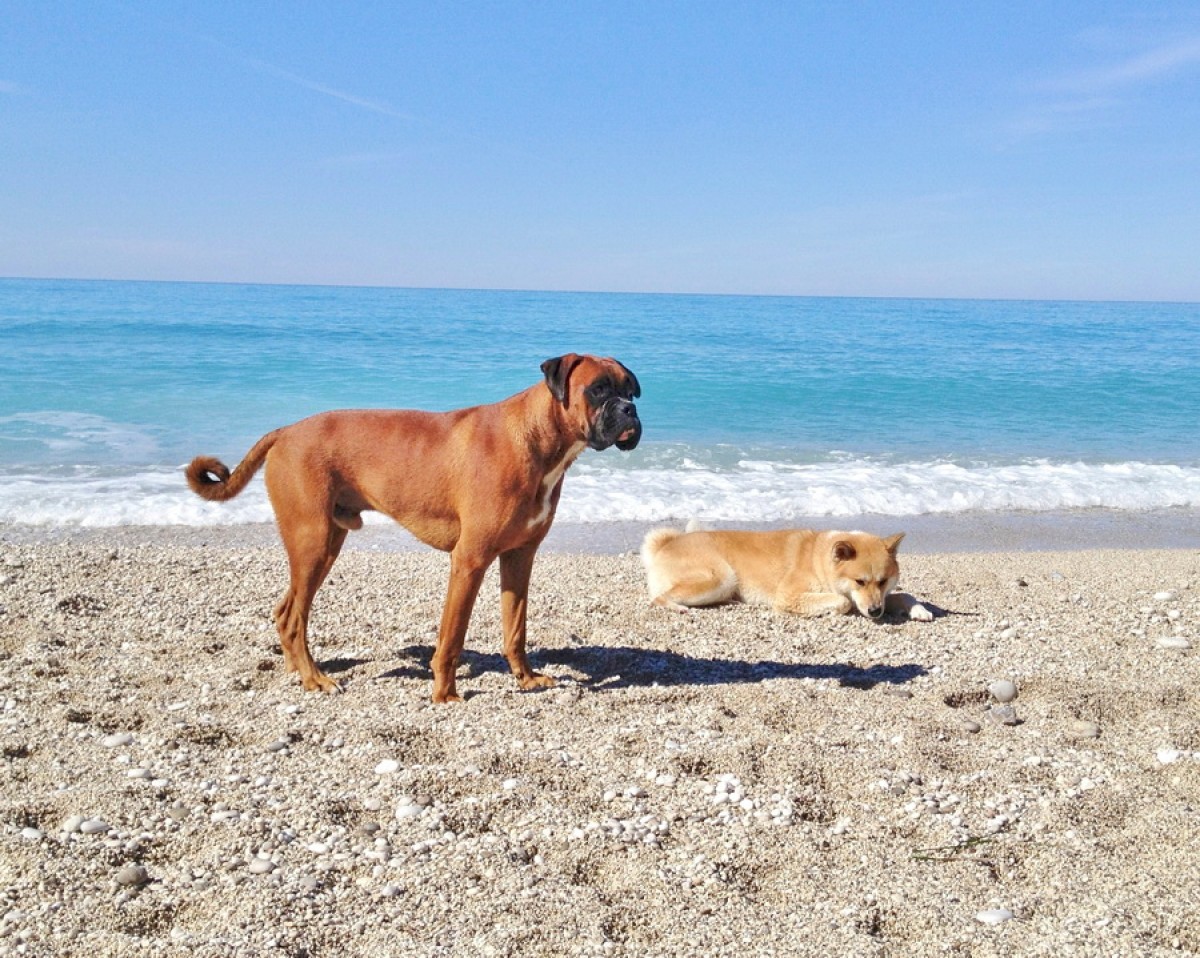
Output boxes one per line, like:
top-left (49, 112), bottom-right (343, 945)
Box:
top-left (372, 642), bottom-right (927, 692)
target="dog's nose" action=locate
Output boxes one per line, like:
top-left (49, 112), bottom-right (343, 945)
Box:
top-left (868, 605), bottom-right (884, 619)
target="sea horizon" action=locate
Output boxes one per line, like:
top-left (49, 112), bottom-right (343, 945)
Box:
top-left (3, 277), bottom-right (1199, 543)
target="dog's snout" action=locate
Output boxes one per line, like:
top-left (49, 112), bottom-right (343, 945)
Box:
top-left (868, 605), bottom-right (884, 619)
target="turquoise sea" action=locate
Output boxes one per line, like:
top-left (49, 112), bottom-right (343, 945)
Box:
top-left (2, 278), bottom-right (1199, 531)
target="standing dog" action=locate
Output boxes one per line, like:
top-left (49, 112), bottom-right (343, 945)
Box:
top-left (641, 526), bottom-right (932, 621)
top-left (186, 354), bottom-right (641, 702)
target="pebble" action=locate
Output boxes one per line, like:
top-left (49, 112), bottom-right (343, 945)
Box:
top-left (102, 733), bottom-right (134, 748)
top-left (266, 740), bottom-right (289, 753)
top-left (374, 758), bottom-right (401, 774)
top-left (960, 719), bottom-right (982, 734)
top-left (115, 864), bottom-right (149, 887)
top-left (988, 680), bottom-right (1017, 703)
top-left (248, 857), bottom-right (276, 874)
top-left (1068, 720), bottom-right (1100, 740)
top-left (19, 827), bottom-right (42, 841)
top-left (987, 705), bottom-right (1019, 726)
top-left (61, 814), bottom-right (86, 833)
top-left (395, 801), bottom-right (424, 820)
top-left (1156, 749), bottom-right (1182, 765)
top-left (79, 818), bottom-right (109, 835)
top-left (1153, 591), bottom-right (1176, 601)
top-left (976, 908), bottom-right (1015, 925)
top-left (1156, 636), bottom-right (1192, 650)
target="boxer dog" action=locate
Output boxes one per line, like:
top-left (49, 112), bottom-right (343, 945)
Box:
top-left (186, 354), bottom-right (641, 702)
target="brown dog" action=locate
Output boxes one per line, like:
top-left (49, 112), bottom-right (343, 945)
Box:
top-left (186, 354), bottom-right (641, 702)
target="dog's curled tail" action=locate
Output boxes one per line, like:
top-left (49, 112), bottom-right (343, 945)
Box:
top-left (185, 430), bottom-right (281, 502)
top-left (640, 526), bottom-right (683, 566)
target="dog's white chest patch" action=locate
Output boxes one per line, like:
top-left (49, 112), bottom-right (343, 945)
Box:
top-left (529, 441), bottom-right (585, 529)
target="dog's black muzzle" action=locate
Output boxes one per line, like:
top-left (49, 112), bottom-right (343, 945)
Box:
top-left (589, 398), bottom-right (642, 451)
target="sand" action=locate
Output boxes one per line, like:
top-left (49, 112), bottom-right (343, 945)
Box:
top-left (1, 526), bottom-right (1198, 956)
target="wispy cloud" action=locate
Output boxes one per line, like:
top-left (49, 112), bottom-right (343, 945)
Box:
top-left (241, 56), bottom-right (415, 121)
top-left (1043, 35), bottom-right (1200, 94)
top-left (1004, 32), bottom-right (1200, 142)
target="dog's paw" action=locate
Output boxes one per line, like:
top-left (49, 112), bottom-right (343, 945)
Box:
top-left (908, 603), bottom-right (934, 622)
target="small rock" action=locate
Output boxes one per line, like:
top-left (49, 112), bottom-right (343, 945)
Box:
top-left (266, 740), bottom-right (289, 753)
top-left (987, 705), bottom-right (1019, 726)
top-left (374, 759), bottom-right (400, 775)
top-left (19, 827), bottom-right (42, 841)
top-left (115, 864), bottom-right (149, 887)
top-left (1156, 749), bottom-right (1182, 765)
top-left (102, 733), bottom-right (134, 748)
top-left (61, 814), bottom-right (86, 833)
top-left (975, 908), bottom-right (1014, 925)
top-left (395, 802), bottom-right (424, 820)
top-left (1156, 636), bottom-right (1192, 650)
top-left (79, 819), bottom-right (109, 835)
top-left (988, 680), bottom-right (1017, 703)
top-left (1153, 591), bottom-right (1176, 601)
top-left (248, 857), bottom-right (276, 875)
top-left (960, 719), bottom-right (982, 734)
top-left (1068, 720), bottom-right (1100, 740)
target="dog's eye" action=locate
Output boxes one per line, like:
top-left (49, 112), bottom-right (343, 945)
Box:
top-left (855, 578), bottom-right (866, 587)
top-left (585, 383), bottom-right (612, 406)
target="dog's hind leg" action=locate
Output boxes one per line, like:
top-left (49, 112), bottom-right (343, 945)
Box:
top-left (273, 519), bottom-right (346, 693)
top-left (651, 566), bottom-right (738, 611)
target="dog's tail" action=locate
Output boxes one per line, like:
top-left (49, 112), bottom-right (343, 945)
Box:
top-left (640, 526), bottom-right (684, 566)
top-left (185, 430), bottom-right (282, 502)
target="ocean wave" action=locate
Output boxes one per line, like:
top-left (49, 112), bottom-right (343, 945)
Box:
top-left (1, 458), bottom-right (1199, 527)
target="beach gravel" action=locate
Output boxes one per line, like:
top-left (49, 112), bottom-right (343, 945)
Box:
top-left (0, 535), bottom-right (1198, 956)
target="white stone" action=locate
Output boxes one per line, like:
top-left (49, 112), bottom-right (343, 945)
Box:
top-left (102, 733), bottom-right (133, 748)
top-left (79, 818), bottom-right (109, 834)
top-left (395, 803), bottom-right (423, 820)
top-left (988, 680), bottom-right (1017, 703)
top-left (976, 908), bottom-right (1014, 925)
top-left (1154, 591), bottom-right (1176, 601)
top-left (19, 827), bottom-right (42, 841)
top-left (374, 759), bottom-right (400, 775)
top-left (1157, 748), bottom-right (1182, 765)
top-left (1157, 636), bottom-right (1192, 650)
top-left (61, 814), bottom-right (86, 833)
top-left (248, 857), bottom-right (276, 874)
top-left (115, 864), bottom-right (149, 887)
top-left (1068, 720), bottom-right (1100, 740)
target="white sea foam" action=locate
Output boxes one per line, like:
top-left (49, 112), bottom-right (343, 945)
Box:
top-left (1, 457), bottom-right (1199, 528)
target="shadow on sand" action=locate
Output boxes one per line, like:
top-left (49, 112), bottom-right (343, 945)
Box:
top-left (369, 642), bottom-right (927, 692)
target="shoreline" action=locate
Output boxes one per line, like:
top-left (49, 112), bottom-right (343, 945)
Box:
top-left (2, 506), bottom-right (1198, 554)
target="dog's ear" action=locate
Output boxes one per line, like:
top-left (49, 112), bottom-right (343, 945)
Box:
top-left (832, 540), bottom-right (857, 563)
top-left (541, 354), bottom-right (581, 406)
top-left (616, 360), bottom-right (641, 399)
top-left (883, 533), bottom-right (905, 555)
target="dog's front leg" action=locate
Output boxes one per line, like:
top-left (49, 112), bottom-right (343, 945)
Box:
top-left (885, 592), bottom-right (934, 621)
top-left (500, 544), bottom-right (556, 691)
top-left (430, 550), bottom-right (490, 703)
top-left (773, 591), bottom-right (853, 617)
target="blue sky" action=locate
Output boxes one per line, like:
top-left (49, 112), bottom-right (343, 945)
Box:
top-left (3, 2), bottom-right (1199, 300)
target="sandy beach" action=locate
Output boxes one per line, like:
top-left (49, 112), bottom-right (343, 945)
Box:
top-left (1, 526), bottom-right (1198, 956)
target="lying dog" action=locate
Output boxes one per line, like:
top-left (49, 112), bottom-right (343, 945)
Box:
top-left (641, 526), bottom-right (933, 621)
top-left (186, 354), bottom-right (641, 701)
